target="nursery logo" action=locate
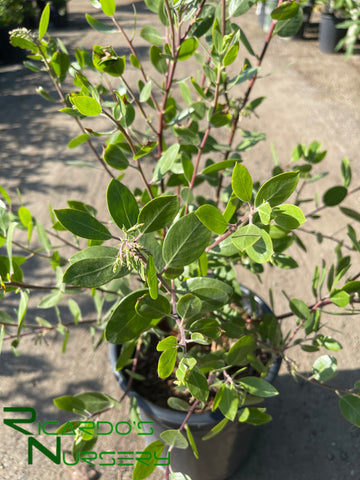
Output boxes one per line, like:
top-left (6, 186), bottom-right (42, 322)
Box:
top-left (3, 407), bottom-right (170, 467)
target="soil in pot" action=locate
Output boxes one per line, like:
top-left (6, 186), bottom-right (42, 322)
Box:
top-left (110, 286), bottom-right (282, 480)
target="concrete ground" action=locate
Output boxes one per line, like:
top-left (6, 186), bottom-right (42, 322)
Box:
top-left (0, 1), bottom-right (359, 479)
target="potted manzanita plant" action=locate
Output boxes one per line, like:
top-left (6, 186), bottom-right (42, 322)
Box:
top-left (2, 1), bottom-right (360, 479)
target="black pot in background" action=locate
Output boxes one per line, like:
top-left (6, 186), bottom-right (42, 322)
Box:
top-left (319, 13), bottom-right (347, 53)
top-left (36, 0), bottom-right (68, 28)
top-left (0, 26), bottom-right (26, 65)
top-left (109, 286), bottom-right (282, 480)
top-left (292, 2), bottom-right (314, 39)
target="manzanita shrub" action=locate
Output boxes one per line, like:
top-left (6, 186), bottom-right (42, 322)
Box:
top-left (1, 0), bottom-right (360, 478)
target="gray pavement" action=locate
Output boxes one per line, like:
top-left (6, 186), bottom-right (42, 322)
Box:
top-left (0, 1), bottom-right (360, 479)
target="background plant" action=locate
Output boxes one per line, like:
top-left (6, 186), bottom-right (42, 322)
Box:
top-left (1, 1), bottom-right (360, 478)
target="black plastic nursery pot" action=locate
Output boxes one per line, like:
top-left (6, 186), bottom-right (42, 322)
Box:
top-left (319, 13), bottom-right (346, 53)
top-left (0, 26), bottom-right (26, 65)
top-left (109, 286), bottom-right (282, 480)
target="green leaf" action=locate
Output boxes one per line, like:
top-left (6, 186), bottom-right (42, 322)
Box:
top-left (139, 195), bottom-right (179, 234)
top-left (140, 26), bottom-right (163, 45)
top-left (201, 160), bottom-right (236, 175)
top-left (160, 429), bottom-right (188, 449)
top-left (312, 355), bottom-right (337, 382)
top-left (149, 45), bottom-right (167, 74)
top-left (152, 144), bottom-right (180, 182)
top-left (177, 294), bottom-right (202, 319)
top-left (239, 377), bottom-right (279, 398)
top-left (323, 186), bottom-right (347, 207)
top-left (38, 3), bottom-right (50, 40)
top-left (100, 0), bottom-right (116, 16)
top-left (107, 179), bottom-right (139, 230)
top-left (186, 367), bottom-right (209, 402)
top-left (36, 221), bottom-right (51, 253)
top-left (178, 38), bottom-right (198, 61)
top-left (228, 0), bottom-right (256, 17)
top-left (182, 277), bottom-right (233, 313)
top-left (202, 418), bottom-right (228, 441)
top-left (272, 204), bottom-right (306, 230)
top-left (316, 335), bottom-right (342, 351)
top-left (135, 293), bottom-right (171, 320)
top-left (246, 228), bottom-right (273, 264)
top-left (50, 51), bottom-right (70, 83)
top-left (339, 395), bottom-right (360, 428)
top-left (185, 424), bottom-right (199, 459)
top-left (190, 318), bottom-right (221, 340)
top-left (232, 163), bottom-right (253, 202)
top-left (238, 407), bottom-right (272, 425)
top-left (341, 157), bottom-right (352, 188)
top-left (163, 213), bottom-right (211, 268)
top-left (209, 112), bottom-right (231, 127)
top-left (223, 43), bottom-right (240, 66)
top-left (146, 255), bottom-right (158, 299)
top-left (68, 133), bottom-right (90, 149)
top-left (289, 298), bottom-right (310, 321)
top-left (9, 29), bottom-right (38, 53)
top-left (63, 257), bottom-right (127, 287)
top-left (71, 96), bottom-right (102, 117)
top-left (330, 289), bottom-right (350, 307)
top-left (255, 171), bottom-right (299, 208)
top-left (103, 144), bottom-right (129, 170)
top-left (92, 45), bottom-right (125, 76)
top-left (228, 335), bottom-right (256, 366)
top-left (85, 13), bottom-right (118, 33)
top-left (38, 290), bottom-right (63, 309)
top-left (340, 207), bottom-right (360, 223)
top-left (342, 281), bottom-right (360, 294)
top-left (132, 440), bottom-right (165, 480)
top-left (195, 205), bottom-right (227, 235)
top-left (130, 54), bottom-right (141, 69)
top-left (158, 348), bottom-right (177, 378)
top-left (139, 80), bottom-right (152, 103)
top-left (217, 384), bottom-right (239, 421)
top-left (157, 336), bottom-right (177, 351)
top-left (105, 290), bottom-right (152, 343)
top-left (232, 224), bottom-right (262, 250)
top-left (271, 1), bottom-right (299, 20)
top-left (55, 209), bottom-right (111, 240)
top-left (167, 397), bottom-right (190, 412)
top-left (70, 246), bottom-right (117, 262)
top-left (258, 202), bottom-right (272, 224)
top-left (134, 141), bottom-right (158, 160)
top-left (274, 7), bottom-right (303, 37)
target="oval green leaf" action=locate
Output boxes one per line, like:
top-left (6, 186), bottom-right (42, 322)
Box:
top-left (71, 96), bottom-right (102, 117)
top-left (105, 289), bottom-right (151, 344)
top-left (232, 163), bottom-right (253, 202)
top-left (158, 349), bottom-right (177, 379)
top-left (246, 228), bottom-right (273, 264)
top-left (100, 0), bottom-right (115, 16)
top-left (178, 38), bottom-right (198, 61)
top-left (232, 224), bottom-right (262, 250)
top-left (107, 179), bottom-right (139, 230)
top-left (195, 205), bottom-right (227, 234)
top-left (54, 209), bottom-right (111, 240)
top-left (63, 257), bottom-right (128, 287)
top-left (163, 213), bottom-right (211, 268)
top-left (138, 195), bottom-right (179, 234)
top-left (255, 171), bottom-right (299, 208)
top-left (339, 395), bottom-right (360, 428)
top-left (176, 293), bottom-right (202, 319)
top-left (160, 429), bottom-right (188, 449)
top-left (323, 186), bottom-right (348, 207)
top-left (239, 377), bottom-right (279, 398)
